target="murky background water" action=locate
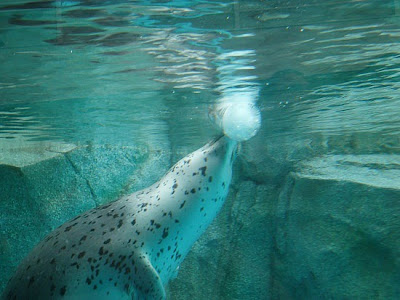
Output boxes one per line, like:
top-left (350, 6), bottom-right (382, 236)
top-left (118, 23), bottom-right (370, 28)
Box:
top-left (1, 0), bottom-right (400, 299)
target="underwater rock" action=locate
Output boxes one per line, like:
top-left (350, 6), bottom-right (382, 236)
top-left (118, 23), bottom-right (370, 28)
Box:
top-left (0, 143), bottom-right (77, 293)
top-left (169, 153), bottom-right (400, 299)
top-left (1, 135), bottom-right (398, 299)
top-left (273, 154), bottom-right (400, 299)
top-left (0, 164), bottom-right (47, 296)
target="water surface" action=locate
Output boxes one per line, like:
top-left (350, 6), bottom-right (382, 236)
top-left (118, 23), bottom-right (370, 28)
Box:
top-left (0, 0), bottom-right (398, 150)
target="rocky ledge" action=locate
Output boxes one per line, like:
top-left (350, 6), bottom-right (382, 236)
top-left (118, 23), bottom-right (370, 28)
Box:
top-left (169, 154), bottom-right (400, 299)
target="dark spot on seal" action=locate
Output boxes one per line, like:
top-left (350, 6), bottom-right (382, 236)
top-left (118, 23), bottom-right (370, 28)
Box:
top-left (179, 201), bottom-right (186, 209)
top-left (199, 166), bottom-right (207, 176)
top-left (64, 222), bottom-right (78, 232)
top-left (104, 238), bottom-right (111, 244)
top-left (50, 284), bottom-right (56, 291)
top-left (72, 215), bottom-right (82, 221)
top-left (86, 277), bottom-right (92, 285)
top-left (162, 228), bottom-right (169, 239)
top-left (190, 188), bottom-right (196, 194)
top-left (117, 219), bottom-right (123, 228)
top-left (208, 176), bottom-right (213, 182)
top-left (131, 219), bottom-right (136, 226)
top-left (78, 251), bottom-right (86, 259)
top-left (50, 258), bottom-right (56, 264)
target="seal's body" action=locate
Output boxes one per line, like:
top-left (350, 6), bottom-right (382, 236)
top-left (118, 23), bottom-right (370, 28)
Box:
top-left (2, 136), bottom-right (237, 300)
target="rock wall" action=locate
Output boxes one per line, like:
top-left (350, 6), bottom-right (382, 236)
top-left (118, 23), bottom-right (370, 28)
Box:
top-left (272, 155), bottom-right (400, 299)
top-left (168, 138), bottom-right (400, 300)
top-left (1, 136), bottom-right (399, 299)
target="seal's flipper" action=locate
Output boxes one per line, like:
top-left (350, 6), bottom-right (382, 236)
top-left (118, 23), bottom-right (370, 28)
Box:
top-left (133, 255), bottom-right (166, 300)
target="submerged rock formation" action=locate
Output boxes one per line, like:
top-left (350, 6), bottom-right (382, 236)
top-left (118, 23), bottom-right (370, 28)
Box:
top-left (1, 138), bottom-right (399, 299)
top-left (168, 149), bottom-right (400, 299)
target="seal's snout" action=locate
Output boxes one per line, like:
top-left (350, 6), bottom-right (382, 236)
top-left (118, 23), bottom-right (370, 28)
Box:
top-left (205, 135), bottom-right (238, 165)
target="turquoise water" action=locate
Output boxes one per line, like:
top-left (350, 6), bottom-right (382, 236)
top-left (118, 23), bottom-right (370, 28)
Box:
top-left (1, 0), bottom-right (400, 299)
top-left (1, 0), bottom-right (398, 146)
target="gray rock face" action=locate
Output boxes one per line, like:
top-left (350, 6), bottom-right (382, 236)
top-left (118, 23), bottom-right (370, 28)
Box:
top-left (273, 155), bottom-right (400, 299)
top-left (1, 138), bottom-right (399, 299)
top-left (168, 153), bottom-right (400, 300)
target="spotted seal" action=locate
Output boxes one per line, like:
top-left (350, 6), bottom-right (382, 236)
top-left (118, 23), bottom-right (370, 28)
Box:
top-left (2, 135), bottom-right (237, 300)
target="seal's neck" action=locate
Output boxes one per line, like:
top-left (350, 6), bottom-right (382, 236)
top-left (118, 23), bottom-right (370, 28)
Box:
top-left (146, 136), bottom-right (237, 283)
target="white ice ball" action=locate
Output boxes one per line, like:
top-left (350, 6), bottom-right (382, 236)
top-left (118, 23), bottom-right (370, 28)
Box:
top-left (222, 102), bottom-right (261, 141)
